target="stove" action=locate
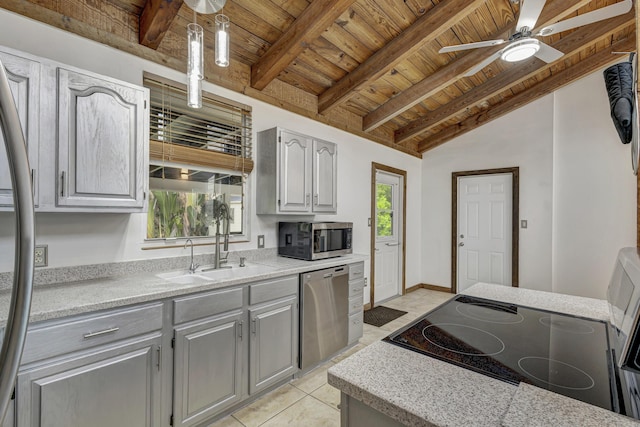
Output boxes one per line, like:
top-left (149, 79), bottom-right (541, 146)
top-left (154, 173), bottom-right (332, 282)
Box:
top-left (384, 295), bottom-right (617, 411)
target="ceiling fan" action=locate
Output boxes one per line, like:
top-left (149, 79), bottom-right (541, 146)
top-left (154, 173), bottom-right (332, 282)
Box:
top-left (439, 0), bottom-right (632, 77)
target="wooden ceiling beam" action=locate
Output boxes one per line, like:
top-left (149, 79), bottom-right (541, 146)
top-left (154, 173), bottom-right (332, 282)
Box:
top-left (250, 0), bottom-right (357, 91)
top-left (317, 0), bottom-right (485, 115)
top-left (362, 0), bottom-right (592, 132)
top-left (395, 10), bottom-right (634, 144)
top-left (139, 0), bottom-right (184, 49)
top-left (417, 35), bottom-right (635, 153)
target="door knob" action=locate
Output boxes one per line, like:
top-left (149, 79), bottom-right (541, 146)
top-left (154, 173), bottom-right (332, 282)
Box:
top-left (459, 242), bottom-right (464, 247)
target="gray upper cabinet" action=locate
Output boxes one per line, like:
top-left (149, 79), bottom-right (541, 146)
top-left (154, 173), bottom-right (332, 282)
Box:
top-left (0, 48), bottom-right (40, 210)
top-left (312, 139), bottom-right (338, 213)
top-left (257, 127), bottom-right (337, 215)
top-left (56, 67), bottom-right (147, 210)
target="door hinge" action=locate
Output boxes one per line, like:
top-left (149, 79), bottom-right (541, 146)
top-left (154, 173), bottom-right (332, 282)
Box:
top-left (169, 414), bottom-right (174, 426)
top-left (171, 337), bottom-right (175, 348)
top-left (144, 100), bottom-right (147, 109)
top-left (143, 191), bottom-right (146, 200)
top-left (278, 136), bottom-right (281, 142)
top-left (277, 199), bottom-right (281, 206)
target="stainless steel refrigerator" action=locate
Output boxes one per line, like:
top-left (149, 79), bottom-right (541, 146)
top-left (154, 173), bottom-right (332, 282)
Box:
top-left (0, 57), bottom-right (35, 422)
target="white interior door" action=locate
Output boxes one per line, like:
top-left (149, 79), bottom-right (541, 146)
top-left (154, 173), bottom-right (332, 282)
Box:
top-left (457, 173), bottom-right (512, 292)
top-left (374, 171), bottom-right (402, 304)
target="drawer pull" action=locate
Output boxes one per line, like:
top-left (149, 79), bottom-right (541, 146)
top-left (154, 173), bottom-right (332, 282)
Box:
top-left (83, 327), bottom-right (120, 339)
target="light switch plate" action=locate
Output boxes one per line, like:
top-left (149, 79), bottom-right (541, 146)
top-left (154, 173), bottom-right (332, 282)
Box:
top-left (257, 235), bottom-right (265, 248)
top-left (34, 245), bottom-right (48, 267)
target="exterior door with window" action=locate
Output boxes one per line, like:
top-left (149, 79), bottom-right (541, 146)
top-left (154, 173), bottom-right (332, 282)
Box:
top-left (457, 173), bottom-right (512, 292)
top-left (374, 171), bottom-right (402, 304)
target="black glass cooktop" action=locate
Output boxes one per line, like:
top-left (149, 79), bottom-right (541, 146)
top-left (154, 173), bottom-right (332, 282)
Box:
top-left (384, 295), bottom-right (616, 411)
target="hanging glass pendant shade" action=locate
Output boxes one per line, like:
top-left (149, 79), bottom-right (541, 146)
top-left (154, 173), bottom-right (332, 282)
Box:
top-left (215, 14), bottom-right (230, 68)
top-left (187, 23), bottom-right (204, 108)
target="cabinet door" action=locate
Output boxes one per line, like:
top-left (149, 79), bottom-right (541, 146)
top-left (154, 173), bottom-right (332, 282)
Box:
top-left (2, 396), bottom-right (14, 427)
top-left (249, 296), bottom-right (298, 394)
top-left (56, 67), bottom-right (147, 210)
top-left (173, 311), bottom-right (243, 427)
top-left (278, 130), bottom-right (311, 213)
top-left (0, 50), bottom-right (40, 209)
top-left (312, 139), bottom-right (337, 213)
top-left (16, 335), bottom-right (161, 427)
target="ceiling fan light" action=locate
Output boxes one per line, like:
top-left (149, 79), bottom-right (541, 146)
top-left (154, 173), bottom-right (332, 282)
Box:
top-left (501, 39), bottom-right (540, 62)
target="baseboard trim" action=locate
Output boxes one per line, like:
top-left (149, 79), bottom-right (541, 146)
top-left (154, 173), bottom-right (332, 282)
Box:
top-left (406, 283), bottom-right (454, 294)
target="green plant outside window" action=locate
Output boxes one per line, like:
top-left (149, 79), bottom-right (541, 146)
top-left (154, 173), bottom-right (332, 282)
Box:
top-left (376, 183), bottom-right (393, 237)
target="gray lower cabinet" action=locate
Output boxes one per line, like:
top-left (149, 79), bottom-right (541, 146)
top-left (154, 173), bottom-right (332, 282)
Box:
top-left (348, 262), bottom-right (365, 345)
top-left (172, 310), bottom-right (244, 427)
top-left (12, 302), bottom-right (164, 427)
top-left (15, 334), bottom-right (162, 427)
top-left (249, 295), bottom-right (298, 394)
top-left (1, 398), bottom-right (14, 427)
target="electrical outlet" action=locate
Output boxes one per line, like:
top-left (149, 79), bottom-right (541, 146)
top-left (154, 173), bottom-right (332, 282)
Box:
top-left (34, 245), bottom-right (48, 267)
top-left (257, 235), bottom-right (265, 249)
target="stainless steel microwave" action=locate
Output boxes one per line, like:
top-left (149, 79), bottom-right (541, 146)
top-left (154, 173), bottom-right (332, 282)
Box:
top-left (278, 221), bottom-right (353, 260)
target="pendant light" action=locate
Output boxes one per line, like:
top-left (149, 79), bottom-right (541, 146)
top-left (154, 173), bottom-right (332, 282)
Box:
top-left (184, 0), bottom-right (228, 108)
top-left (215, 14), bottom-right (230, 68)
top-left (187, 22), bottom-right (204, 108)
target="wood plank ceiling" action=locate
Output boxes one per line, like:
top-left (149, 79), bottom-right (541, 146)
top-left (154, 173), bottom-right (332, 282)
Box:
top-left (1, 0), bottom-right (636, 158)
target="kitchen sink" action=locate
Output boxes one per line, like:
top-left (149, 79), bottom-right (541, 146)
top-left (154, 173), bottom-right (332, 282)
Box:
top-left (196, 262), bottom-right (276, 280)
top-left (155, 270), bottom-right (209, 285)
top-left (156, 263), bottom-right (276, 285)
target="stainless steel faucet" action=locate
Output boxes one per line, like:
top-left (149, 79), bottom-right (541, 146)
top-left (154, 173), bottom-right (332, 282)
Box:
top-left (213, 199), bottom-right (231, 270)
top-left (184, 239), bottom-right (199, 273)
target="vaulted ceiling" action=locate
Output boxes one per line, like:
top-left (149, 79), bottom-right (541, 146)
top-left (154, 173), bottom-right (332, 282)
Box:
top-left (1, 0), bottom-right (636, 158)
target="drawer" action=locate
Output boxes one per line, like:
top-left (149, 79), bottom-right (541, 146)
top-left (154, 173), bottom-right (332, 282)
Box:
top-left (174, 286), bottom-right (243, 324)
top-left (349, 262), bottom-right (364, 280)
top-left (349, 277), bottom-right (365, 297)
top-left (348, 311), bottom-right (363, 345)
top-left (249, 275), bottom-right (298, 305)
top-left (22, 302), bottom-right (163, 365)
top-left (349, 295), bottom-right (363, 315)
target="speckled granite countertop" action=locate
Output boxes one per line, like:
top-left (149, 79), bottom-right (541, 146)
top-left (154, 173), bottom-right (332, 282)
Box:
top-left (0, 254), bottom-right (367, 327)
top-left (328, 283), bottom-right (639, 427)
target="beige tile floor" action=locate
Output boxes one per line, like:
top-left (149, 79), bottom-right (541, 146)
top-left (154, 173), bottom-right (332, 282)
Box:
top-left (208, 288), bottom-right (453, 427)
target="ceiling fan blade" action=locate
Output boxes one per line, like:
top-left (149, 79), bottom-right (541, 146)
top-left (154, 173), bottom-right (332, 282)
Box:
top-left (463, 51), bottom-right (502, 77)
top-left (516, 0), bottom-right (546, 31)
top-left (439, 40), bottom-right (505, 54)
top-left (534, 41), bottom-right (564, 63)
top-left (535, 0), bottom-right (632, 37)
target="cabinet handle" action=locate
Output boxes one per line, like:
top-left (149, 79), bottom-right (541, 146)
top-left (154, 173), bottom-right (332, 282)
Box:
top-left (30, 169), bottom-right (35, 197)
top-left (238, 320), bottom-right (243, 339)
top-left (305, 193), bottom-right (310, 206)
top-left (251, 318), bottom-right (257, 334)
top-left (156, 345), bottom-right (161, 372)
top-left (314, 194), bottom-right (318, 205)
top-left (83, 327), bottom-right (119, 339)
top-left (60, 171), bottom-right (65, 197)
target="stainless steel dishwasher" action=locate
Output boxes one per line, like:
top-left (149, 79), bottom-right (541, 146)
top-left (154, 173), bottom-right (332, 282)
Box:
top-left (300, 265), bottom-right (349, 370)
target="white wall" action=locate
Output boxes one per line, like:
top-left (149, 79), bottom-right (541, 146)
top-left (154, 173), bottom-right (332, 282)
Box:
top-left (422, 96), bottom-right (554, 292)
top-left (0, 9), bottom-right (423, 292)
top-left (553, 71), bottom-right (637, 298)
top-left (421, 68), bottom-right (636, 299)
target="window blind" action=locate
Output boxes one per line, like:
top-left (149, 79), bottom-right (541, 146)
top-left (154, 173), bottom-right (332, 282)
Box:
top-left (144, 73), bottom-right (253, 173)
